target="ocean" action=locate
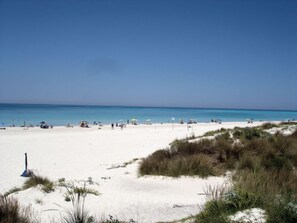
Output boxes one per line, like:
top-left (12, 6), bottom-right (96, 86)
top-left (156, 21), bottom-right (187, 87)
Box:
top-left (0, 103), bottom-right (297, 126)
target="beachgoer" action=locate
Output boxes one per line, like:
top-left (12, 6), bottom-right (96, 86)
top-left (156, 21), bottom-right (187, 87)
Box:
top-left (111, 123), bottom-right (114, 129)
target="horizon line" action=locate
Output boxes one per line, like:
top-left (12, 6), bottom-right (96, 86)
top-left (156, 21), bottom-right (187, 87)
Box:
top-left (1, 102), bottom-right (297, 112)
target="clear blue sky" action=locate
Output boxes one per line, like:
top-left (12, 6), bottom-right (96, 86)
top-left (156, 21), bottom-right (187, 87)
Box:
top-left (0, 0), bottom-right (296, 110)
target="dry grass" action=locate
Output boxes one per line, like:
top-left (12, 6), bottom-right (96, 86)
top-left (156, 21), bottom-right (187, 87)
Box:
top-left (0, 195), bottom-right (35, 223)
top-left (140, 128), bottom-right (297, 178)
top-left (261, 122), bottom-right (278, 130)
top-left (139, 139), bottom-right (229, 177)
top-left (23, 175), bottom-right (54, 193)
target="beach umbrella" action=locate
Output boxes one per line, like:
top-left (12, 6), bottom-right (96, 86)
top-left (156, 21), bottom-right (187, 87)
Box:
top-left (171, 117), bottom-right (175, 130)
top-left (131, 118), bottom-right (137, 125)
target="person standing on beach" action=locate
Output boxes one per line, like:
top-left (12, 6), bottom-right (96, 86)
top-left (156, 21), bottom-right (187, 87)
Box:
top-left (111, 123), bottom-right (114, 129)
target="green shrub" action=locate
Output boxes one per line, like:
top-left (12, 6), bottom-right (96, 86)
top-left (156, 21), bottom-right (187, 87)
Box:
top-left (266, 199), bottom-right (297, 223)
top-left (215, 132), bottom-right (231, 141)
top-left (196, 199), bottom-right (230, 223)
top-left (233, 127), bottom-right (269, 141)
top-left (196, 190), bottom-right (263, 223)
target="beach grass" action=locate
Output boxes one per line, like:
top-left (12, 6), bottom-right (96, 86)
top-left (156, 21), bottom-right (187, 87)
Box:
top-left (4, 187), bottom-right (23, 197)
top-left (23, 175), bottom-right (55, 193)
top-left (260, 122), bottom-right (278, 130)
top-left (202, 128), bottom-right (227, 137)
top-left (139, 139), bottom-right (225, 177)
top-left (0, 195), bottom-right (35, 223)
top-left (139, 126), bottom-right (297, 222)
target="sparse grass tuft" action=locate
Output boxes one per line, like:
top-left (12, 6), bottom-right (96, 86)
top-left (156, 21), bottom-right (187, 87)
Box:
top-left (203, 128), bottom-right (227, 137)
top-left (61, 182), bottom-right (99, 223)
top-left (4, 187), bottom-right (22, 197)
top-left (23, 175), bottom-right (54, 193)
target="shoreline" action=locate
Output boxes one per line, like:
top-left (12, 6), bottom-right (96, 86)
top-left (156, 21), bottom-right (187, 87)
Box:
top-left (0, 120), bottom-right (282, 129)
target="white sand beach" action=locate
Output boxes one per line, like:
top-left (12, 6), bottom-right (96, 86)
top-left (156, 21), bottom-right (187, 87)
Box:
top-left (0, 122), bottom-right (262, 222)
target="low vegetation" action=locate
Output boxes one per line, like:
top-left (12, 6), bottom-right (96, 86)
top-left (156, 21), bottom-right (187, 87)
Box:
top-left (4, 187), bottom-right (22, 197)
top-left (139, 125), bottom-right (297, 222)
top-left (0, 195), bottom-right (35, 223)
top-left (23, 175), bottom-right (55, 193)
top-left (139, 127), bottom-right (276, 177)
top-left (202, 128), bottom-right (227, 137)
top-left (260, 122), bottom-right (278, 130)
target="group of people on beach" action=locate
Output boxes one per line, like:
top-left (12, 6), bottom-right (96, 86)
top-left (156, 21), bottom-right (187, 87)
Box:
top-left (111, 122), bottom-right (126, 129)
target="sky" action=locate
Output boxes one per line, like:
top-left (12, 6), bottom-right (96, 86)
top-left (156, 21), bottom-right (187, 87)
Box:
top-left (0, 0), bottom-right (296, 110)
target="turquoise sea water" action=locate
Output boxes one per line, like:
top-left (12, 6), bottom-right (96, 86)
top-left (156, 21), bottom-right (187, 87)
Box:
top-left (0, 103), bottom-right (297, 126)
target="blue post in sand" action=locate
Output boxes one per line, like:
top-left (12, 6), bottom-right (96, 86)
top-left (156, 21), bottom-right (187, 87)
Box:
top-left (25, 153), bottom-right (28, 172)
top-left (21, 153), bottom-right (29, 177)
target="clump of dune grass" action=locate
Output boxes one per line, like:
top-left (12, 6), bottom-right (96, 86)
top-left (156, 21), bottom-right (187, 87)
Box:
top-left (60, 181), bottom-right (99, 197)
top-left (203, 128), bottom-right (227, 137)
top-left (195, 184), bottom-right (263, 223)
top-left (0, 195), bottom-right (34, 223)
top-left (261, 122), bottom-right (278, 130)
top-left (139, 134), bottom-right (238, 177)
top-left (60, 181), bottom-right (99, 223)
top-left (196, 190), bottom-right (264, 223)
top-left (139, 139), bottom-right (229, 177)
top-left (232, 126), bottom-right (269, 141)
top-left (23, 175), bottom-right (54, 193)
top-left (100, 215), bottom-right (134, 223)
top-left (280, 121), bottom-right (297, 126)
